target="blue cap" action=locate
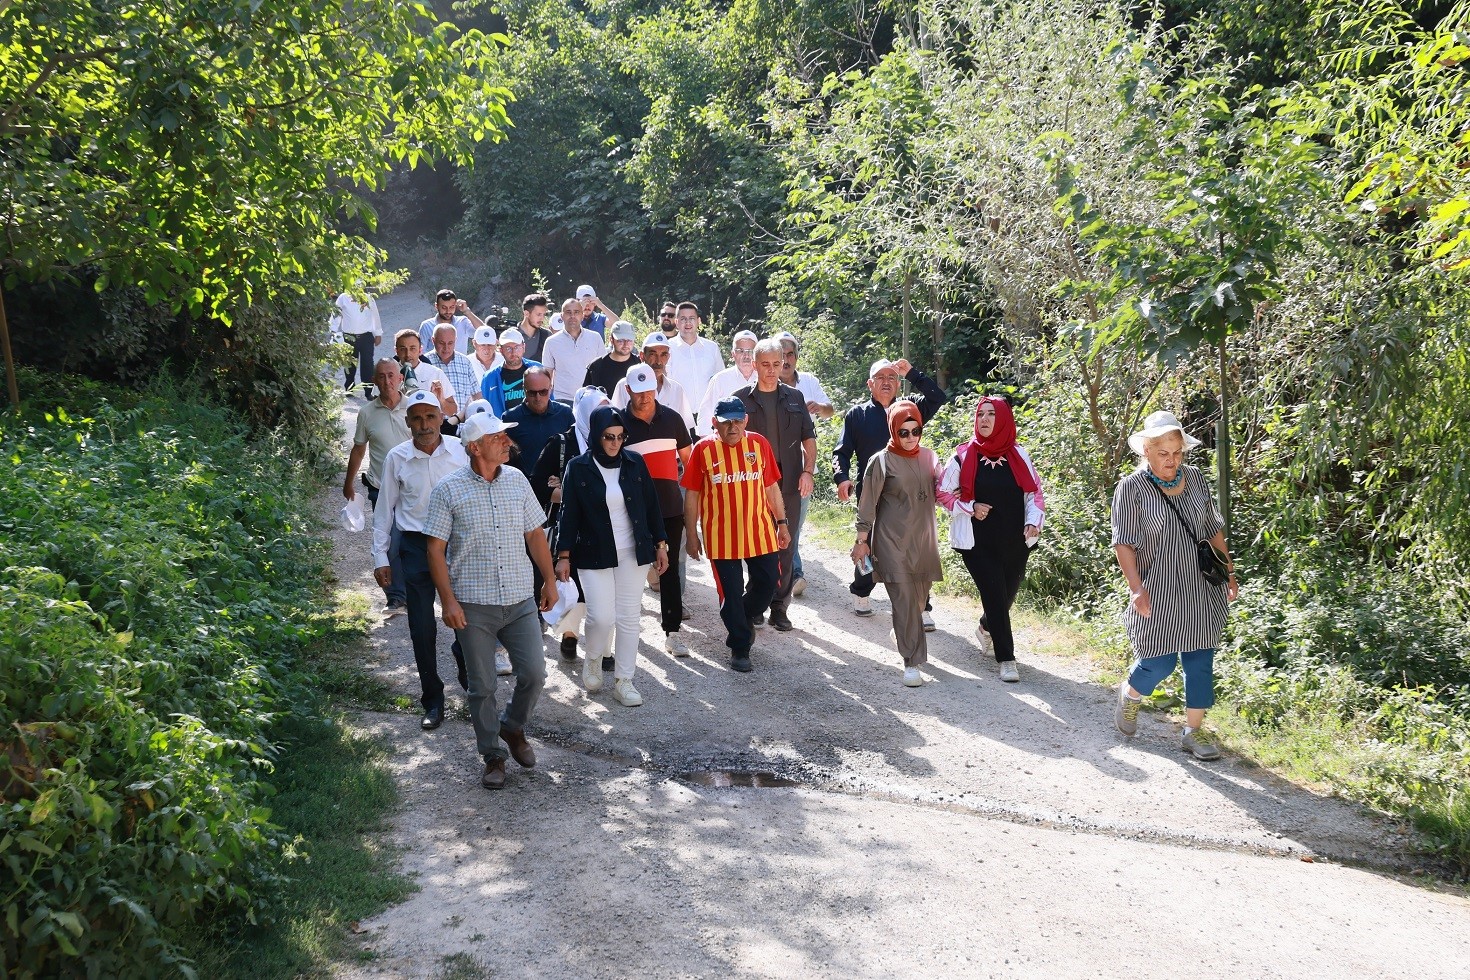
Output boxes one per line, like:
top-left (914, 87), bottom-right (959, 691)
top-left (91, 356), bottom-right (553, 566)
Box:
top-left (713, 397), bottom-right (747, 422)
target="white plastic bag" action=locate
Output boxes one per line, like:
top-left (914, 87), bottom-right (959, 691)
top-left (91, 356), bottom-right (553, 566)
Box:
top-left (340, 497), bottom-right (365, 532)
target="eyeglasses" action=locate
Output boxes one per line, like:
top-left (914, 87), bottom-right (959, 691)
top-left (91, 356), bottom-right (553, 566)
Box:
top-left (873, 374), bottom-right (899, 383)
top-left (734, 347), bottom-right (755, 356)
top-left (600, 433), bottom-right (627, 443)
top-left (898, 427), bottom-right (922, 438)
top-left (525, 389), bottom-right (551, 397)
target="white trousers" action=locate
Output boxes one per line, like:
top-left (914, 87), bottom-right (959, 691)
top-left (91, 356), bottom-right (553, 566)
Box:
top-left (580, 550), bottom-right (651, 681)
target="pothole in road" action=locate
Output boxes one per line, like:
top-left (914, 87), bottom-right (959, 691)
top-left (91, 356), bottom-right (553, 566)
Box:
top-left (677, 770), bottom-right (804, 789)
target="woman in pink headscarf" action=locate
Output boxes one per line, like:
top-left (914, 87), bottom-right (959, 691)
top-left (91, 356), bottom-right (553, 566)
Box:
top-left (937, 397), bottom-right (1045, 683)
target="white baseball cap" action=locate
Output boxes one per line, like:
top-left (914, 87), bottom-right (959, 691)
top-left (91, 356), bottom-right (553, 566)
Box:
top-left (869, 359), bottom-right (899, 379)
top-left (641, 331), bottom-right (672, 350)
top-left (625, 364), bottom-right (657, 393)
top-left (575, 284), bottom-right (597, 300)
top-left (474, 326), bottom-right (499, 346)
top-left (464, 401), bottom-right (494, 418)
top-left (498, 328), bottom-right (526, 346)
top-left (404, 390), bottom-right (441, 412)
top-left (460, 412), bottom-right (518, 442)
top-left (731, 329), bottom-right (759, 349)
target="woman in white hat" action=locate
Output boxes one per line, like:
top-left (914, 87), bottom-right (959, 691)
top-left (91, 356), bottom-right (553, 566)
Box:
top-left (1111, 410), bottom-right (1238, 760)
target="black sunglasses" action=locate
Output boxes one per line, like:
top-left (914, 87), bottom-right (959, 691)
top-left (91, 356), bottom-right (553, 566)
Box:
top-left (525, 388), bottom-right (551, 397)
top-left (600, 432), bottom-right (627, 442)
top-left (898, 427), bottom-right (922, 438)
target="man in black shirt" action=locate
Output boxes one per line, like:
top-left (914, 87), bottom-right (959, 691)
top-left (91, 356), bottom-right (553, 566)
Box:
top-left (583, 320), bottom-right (640, 395)
top-left (733, 338), bottom-right (816, 632)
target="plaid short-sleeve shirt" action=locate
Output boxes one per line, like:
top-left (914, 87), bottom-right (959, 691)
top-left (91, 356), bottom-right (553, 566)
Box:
top-left (425, 464), bottom-right (547, 606)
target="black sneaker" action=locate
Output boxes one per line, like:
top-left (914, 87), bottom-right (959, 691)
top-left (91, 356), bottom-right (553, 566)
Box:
top-left (730, 653), bottom-right (752, 673)
top-left (560, 635), bottom-right (578, 660)
top-left (768, 608), bottom-right (794, 632)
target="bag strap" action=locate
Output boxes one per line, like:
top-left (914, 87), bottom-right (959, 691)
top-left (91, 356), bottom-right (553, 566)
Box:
top-left (1150, 476), bottom-right (1201, 542)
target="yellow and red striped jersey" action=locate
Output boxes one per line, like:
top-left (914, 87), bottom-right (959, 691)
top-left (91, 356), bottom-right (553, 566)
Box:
top-left (680, 432), bottom-right (781, 559)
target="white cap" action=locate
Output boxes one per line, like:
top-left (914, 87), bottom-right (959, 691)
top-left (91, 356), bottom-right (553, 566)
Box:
top-left (474, 326), bottom-right (499, 346)
top-left (641, 331), bottom-right (672, 350)
top-left (772, 330), bottom-right (798, 349)
top-left (550, 313), bottom-right (564, 332)
top-left (575, 284), bottom-right (596, 300)
top-left (404, 390), bottom-right (442, 412)
top-left (625, 363), bottom-right (657, 393)
top-left (732, 329), bottom-right (759, 348)
top-left (464, 401), bottom-right (494, 418)
top-left (869, 358), bottom-right (898, 379)
top-left (460, 412), bottom-right (518, 442)
top-left (498, 328), bottom-right (526, 346)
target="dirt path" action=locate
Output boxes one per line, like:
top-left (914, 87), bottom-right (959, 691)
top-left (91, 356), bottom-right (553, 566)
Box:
top-left (326, 297), bottom-right (1470, 977)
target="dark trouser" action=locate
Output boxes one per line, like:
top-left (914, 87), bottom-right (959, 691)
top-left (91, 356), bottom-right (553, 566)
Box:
top-left (957, 540), bottom-right (1030, 663)
top-left (711, 552), bottom-right (779, 655)
top-left (767, 490), bottom-right (800, 615)
top-left (399, 530), bottom-right (468, 707)
top-left (659, 514), bottom-right (685, 634)
top-left (455, 598), bottom-right (547, 762)
top-left (345, 331), bottom-right (377, 391)
top-left (365, 480), bottom-right (406, 606)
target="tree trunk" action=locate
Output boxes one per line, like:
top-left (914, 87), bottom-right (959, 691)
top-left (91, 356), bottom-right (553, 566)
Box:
top-left (0, 285), bottom-right (19, 410)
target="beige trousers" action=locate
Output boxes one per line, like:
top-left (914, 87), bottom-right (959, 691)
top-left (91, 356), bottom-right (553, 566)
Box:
top-left (886, 578), bottom-right (932, 668)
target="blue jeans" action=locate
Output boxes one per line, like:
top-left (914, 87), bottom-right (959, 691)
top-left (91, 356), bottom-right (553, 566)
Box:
top-left (1128, 648), bottom-right (1216, 710)
top-left (365, 481), bottom-right (406, 606)
top-left (398, 531), bottom-right (467, 709)
top-left (792, 495), bottom-right (809, 580)
top-left (455, 598), bottom-right (547, 762)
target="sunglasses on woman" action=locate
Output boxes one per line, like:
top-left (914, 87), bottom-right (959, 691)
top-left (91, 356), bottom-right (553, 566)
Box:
top-left (600, 433), bottom-right (627, 443)
top-left (898, 427), bottom-right (922, 438)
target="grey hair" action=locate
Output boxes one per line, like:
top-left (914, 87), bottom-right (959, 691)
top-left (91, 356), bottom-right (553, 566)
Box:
top-left (753, 338), bottom-right (785, 359)
top-left (432, 323), bottom-right (457, 339)
top-left (523, 365), bottom-right (552, 381)
top-left (373, 356), bottom-right (400, 375)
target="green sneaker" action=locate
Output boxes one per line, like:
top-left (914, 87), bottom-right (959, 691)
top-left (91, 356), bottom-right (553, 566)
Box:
top-left (1115, 682), bottom-right (1141, 736)
top-left (1181, 727), bottom-right (1221, 761)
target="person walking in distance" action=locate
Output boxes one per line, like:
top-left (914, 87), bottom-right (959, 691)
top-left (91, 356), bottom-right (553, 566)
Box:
top-left (331, 282), bottom-right (382, 394)
top-left (373, 390), bottom-right (469, 731)
top-left (681, 397), bottom-right (791, 673)
top-left (426, 412), bottom-right (559, 789)
top-left (833, 358), bottom-right (947, 620)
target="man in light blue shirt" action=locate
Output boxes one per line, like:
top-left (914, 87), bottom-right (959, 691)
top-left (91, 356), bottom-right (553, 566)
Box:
top-left (427, 412), bottom-right (558, 790)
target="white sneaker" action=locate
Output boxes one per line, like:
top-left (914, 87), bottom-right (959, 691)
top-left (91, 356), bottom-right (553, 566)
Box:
top-left (999, 661), bottom-right (1020, 683)
top-left (902, 667), bottom-right (923, 687)
top-left (665, 633), bottom-right (690, 657)
top-left (613, 679), bottom-right (643, 706)
top-left (921, 610), bottom-right (936, 632)
top-left (975, 623), bottom-right (994, 656)
top-left (495, 647), bottom-right (512, 676)
top-left (854, 596), bottom-right (874, 617)
top-left (792, 576), bottom-right (807, 597)
top-left (582, 655), bottom-right (603, 693)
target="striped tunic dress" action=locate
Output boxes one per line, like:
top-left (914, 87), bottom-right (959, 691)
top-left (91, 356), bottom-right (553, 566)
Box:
top-left (1110, 464), bottom-right (1229, 657)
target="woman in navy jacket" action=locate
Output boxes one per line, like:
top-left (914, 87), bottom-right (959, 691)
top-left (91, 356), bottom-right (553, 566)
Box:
top-left (555, 406), bottom-right (669, 706)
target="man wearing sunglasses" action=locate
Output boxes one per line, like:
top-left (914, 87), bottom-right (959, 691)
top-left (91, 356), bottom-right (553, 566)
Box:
top-left (833, 357), bottom-right (948, 619)
top-left (503, 366), bottom-right (573, 476)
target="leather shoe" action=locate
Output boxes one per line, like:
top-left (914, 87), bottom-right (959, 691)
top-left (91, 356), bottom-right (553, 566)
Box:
top-left (501, 727), bottom-right (536, 768)
top-left (730, 653), bottom-right (752, 673)
top-left (420, 703), bottom-right (444, 731)
top-left (768, 608), bottom-right (794, 632)
top-left (481, 757), bottom-right (506, 789)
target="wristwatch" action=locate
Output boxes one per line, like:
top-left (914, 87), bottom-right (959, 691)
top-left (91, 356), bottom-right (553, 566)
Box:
top-left (776, 519), bottom-right (789, 525)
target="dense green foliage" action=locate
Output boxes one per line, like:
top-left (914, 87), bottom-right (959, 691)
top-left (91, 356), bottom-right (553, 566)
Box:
top-left (0, 370), bottom-right (363, 975)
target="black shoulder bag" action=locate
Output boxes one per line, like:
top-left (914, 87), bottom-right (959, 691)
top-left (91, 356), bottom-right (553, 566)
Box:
top-left (1151, 479), bottom-right (1231, 587)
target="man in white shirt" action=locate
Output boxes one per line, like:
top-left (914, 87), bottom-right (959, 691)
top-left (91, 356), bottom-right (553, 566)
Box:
top-left (395, 329), bottom-right (458, 419)
top-left (696, 329), bottom-right (759, 437)
top-left (417, 287), bottom-right (484, 354)
top-left (331, 284), bottom-right (382, 395)
top-left (667, 301), bottom-right (724, 426)
top-left (374, 391), bottom-right (472, 731)
top-left (541, 298), bottom-right (606, 402)
top-left (611, 332), bottom-right (693, 432)
top-left (468, 325), bottom-right (505, 387)
top-left (345, 358), bottom-right (411, 614)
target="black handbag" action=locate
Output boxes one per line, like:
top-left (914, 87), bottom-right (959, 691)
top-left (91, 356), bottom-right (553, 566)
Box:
top-left (1151, 479), bottom-right (1231, 587)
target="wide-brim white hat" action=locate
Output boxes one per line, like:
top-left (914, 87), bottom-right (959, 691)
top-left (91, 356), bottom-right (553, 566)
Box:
top-left (1127, 410), bottom-right (1202, 456)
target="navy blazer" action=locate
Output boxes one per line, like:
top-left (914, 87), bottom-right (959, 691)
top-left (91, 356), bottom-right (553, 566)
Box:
top-left (556, 451), bottom-right (667, 570)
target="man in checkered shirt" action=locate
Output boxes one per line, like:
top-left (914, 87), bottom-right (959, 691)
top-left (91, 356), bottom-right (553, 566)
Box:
top-left (426, 412), bottom-right (559, 790)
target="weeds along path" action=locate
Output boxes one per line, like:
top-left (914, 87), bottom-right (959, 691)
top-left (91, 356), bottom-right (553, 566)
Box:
top-left (324, 309), bottom-right (1470, 978)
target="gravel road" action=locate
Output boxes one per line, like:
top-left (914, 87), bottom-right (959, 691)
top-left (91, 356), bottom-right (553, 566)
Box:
top-left (327, 290), bottom-right (1470, 978)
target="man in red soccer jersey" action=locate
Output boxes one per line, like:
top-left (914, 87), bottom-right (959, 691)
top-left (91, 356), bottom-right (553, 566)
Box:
top-left (681, 397), bottom-right (791, 673)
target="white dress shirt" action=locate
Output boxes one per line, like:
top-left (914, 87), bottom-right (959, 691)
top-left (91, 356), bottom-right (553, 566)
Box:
top-left (372, 436), bottom-right (469, 566)
top-left (696, 365), bottom-right (759, 436)
top-left (332, 292), bottom-right (382, 337)
top-left (667, 335), bottom-right (724, 415)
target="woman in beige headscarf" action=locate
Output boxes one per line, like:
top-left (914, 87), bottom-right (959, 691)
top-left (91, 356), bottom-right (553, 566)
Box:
top-left (851, 400), bottom-right (945, 687)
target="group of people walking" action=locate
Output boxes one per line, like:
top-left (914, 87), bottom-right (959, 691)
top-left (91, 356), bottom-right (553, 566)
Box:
top-left (342, 283), bottom-right (1237, 789)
